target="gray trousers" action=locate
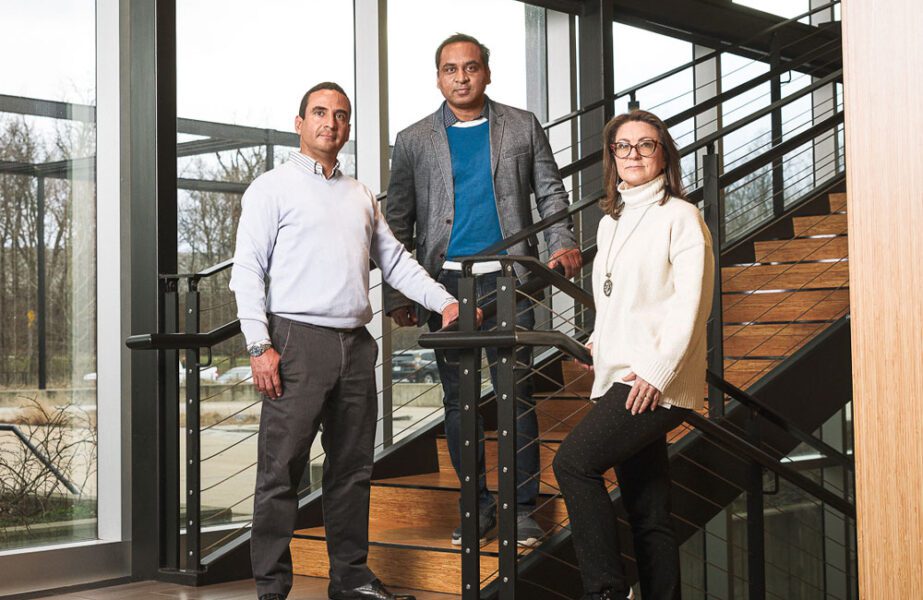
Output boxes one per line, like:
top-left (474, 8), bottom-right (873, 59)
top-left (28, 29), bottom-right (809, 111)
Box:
top-left (251, 316), bottom-right (379, 598)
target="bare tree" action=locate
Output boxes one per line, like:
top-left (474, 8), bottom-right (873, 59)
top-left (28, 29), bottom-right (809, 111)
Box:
top-left (0, 398), bottom-right (97, 544)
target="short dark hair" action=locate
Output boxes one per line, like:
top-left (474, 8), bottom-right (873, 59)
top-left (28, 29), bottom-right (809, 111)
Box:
top-left (435, 33), bottom-right (490, 70)
top-left (298, 82), bottom-right (351, 119)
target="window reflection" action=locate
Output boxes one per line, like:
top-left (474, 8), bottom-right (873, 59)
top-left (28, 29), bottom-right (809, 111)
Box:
top-left (0, 0), bottom-right (98, 551)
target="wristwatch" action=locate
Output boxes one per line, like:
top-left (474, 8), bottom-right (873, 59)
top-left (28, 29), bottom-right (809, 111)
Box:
top-left (247, 340), bottom-right (273, 357)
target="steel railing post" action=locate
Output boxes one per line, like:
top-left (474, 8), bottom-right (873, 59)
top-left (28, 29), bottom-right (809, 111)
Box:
top-left (496, 263), bottom-right (518, 599)
top-left (184, 278), bottom-right (202, 572)
top-left (459, 272), bottom-right (481, 600)
top-left (704, 149), bottom-right (726, 418)
top-left (162, 277), bottom-right (180, 570)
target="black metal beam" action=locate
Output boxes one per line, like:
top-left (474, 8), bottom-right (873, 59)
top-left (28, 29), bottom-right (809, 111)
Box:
top-left (36, 176), bottom-right (47, 390)
top-left (611, 0), bottom-right (841, 74)
top-left (707, 370), bottom-right (852, 468)
top-left (128, 0), bottom-right (164, 579)
top-left (684, 411), bottom-right (856, 518)
top-left (680, 69), bottom-right (842, 157)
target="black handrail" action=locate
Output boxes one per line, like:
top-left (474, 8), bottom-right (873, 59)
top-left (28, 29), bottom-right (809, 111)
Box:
top-left (706, 370), bottom-right (852, 469)
top-left (686, 110), bottom-right (845, 202)
top-left (167, 27), bottom-right (843, 284)
top-left (0, 424), bottom-right (80, 495)
top-left (684, 410), bottom-right (855, 517)
top-left (541, 1), bottom-right (841, 132)
top-left (420, 324), bottom-right (854, 520)
top-left (125, 320), bottom-right (241, 351)
top-left (679, 68), bottom-right (842, 157)
top-left (662, 38), bottom-right (841, 129)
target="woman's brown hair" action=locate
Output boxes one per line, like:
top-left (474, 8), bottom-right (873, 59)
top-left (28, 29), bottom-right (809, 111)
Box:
top-left (600, 110), bottom-right (686, 219)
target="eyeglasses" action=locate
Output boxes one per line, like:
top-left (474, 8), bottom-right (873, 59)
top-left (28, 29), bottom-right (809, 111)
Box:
top-left (609, 139), bottom-right (659, 159)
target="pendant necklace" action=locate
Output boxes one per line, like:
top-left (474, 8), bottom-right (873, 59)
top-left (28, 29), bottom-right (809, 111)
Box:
top-left (602, 202), bottom-right (655, 297)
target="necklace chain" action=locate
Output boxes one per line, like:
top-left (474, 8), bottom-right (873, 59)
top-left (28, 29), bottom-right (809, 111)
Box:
top-left (602, 203), bottom-right (655, 296)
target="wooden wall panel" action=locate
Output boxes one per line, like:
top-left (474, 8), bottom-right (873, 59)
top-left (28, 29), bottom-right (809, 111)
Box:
top-left (842, 2), bottom-right (923, 598)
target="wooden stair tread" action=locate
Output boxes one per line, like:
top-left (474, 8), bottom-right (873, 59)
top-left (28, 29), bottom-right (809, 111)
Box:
top-left (723, 322), bottom-right (827, 357)
top-left (724, 359), bottom-right (780, 388)
top-left (792, 213), bottom-right (848, 236)
top-left (292, 534), bottom-right (499, 593)
top-left (295, 523), bottom-right (497, 554)
top-left (721, 260), bottom-right (849, 292)
top-left (382, 466), bottom-right (567, 495)
top-left (722, 289), bottom-right (850, 323)
top-left (828, 192), bottom-right (847, 212)
top-left (753, 236), bottom-right (848, 262)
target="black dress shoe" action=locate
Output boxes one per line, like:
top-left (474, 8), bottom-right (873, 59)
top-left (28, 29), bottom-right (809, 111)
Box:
top-left (329, 579), bottom-right (415, 600)
top-left (258, 594), bottom-right (285, 600)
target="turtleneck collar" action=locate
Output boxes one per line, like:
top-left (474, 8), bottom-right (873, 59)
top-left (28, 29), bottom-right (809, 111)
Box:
top-left (618, 174), bottom-right (665, 209)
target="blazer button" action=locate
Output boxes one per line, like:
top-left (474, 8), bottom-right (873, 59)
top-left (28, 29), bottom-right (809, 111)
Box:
top-left (445, 218), bottom-right (452, 224)
top-left (439, 253), bottom-right (445, 259)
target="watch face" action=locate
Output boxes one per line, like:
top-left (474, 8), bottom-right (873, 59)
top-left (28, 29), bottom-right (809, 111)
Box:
top-left (249, 343), bottom-right (270, 357)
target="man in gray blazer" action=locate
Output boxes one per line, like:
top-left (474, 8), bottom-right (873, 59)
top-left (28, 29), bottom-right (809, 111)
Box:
top-left (384, 33), bottom-right (582, 547)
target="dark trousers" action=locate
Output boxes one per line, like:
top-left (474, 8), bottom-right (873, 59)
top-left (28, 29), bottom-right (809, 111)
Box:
top-left (251, 316), bottom-right (379, 598)
top-left (427, 270), bottom-right (540, 512)
top-left (552, 383), bottom-right (688, 600)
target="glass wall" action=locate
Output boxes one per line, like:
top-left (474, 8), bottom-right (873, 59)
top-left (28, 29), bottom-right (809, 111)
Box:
top-left (387, 0), bottom-right (527, 142)
top-left (612, 23), bottom-right (696, 186)
top-left (0, 0), bottom-right (98, 551)
top-left (383, 0), bottom-right (532, 447)
top-left (174, 0), bottom-right (356, 533)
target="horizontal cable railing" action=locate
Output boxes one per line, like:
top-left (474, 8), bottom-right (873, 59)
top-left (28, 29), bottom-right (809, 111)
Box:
top-left (418, 249), bottom-right (854, 598)
top-left (122, 5), bottom-right (846, 578)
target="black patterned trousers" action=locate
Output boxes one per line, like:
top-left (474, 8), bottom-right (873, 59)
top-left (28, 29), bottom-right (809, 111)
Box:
top-left (553, 382), bottom-right (688, 600)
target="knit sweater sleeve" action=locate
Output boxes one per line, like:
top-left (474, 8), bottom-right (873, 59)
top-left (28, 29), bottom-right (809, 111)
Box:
top-left (370, 195), bottom-right (456, 314)
top-left (229, 178), bottom-right (278, 345)
top-left (632, 205), bottom-right (714, 392)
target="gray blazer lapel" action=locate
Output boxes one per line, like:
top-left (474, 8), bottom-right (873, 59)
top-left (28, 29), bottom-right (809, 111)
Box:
top-left (488, 100), bottom-right (505, 177)
top-left (430, 111), bottom-right (454, 204)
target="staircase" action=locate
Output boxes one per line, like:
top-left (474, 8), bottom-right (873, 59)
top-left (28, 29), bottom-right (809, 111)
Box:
top-left (288, 188), bottom-right (852, 596)
top-left (722, 191), bottom-right (849, 389)
top-left (123, 4), bottom-right (853, 594)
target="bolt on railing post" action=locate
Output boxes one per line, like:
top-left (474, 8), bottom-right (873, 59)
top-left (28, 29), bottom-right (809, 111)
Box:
top-left (184, 278), bottom-right (202, 572)
top-left (162, 277), bottom-right (181, 571)
top-left (458, 271), bottom-right (482, 600)
top-left (496, 262), bottom-right (518, 600)
top-left (703, 148), bottom-right (726, 418)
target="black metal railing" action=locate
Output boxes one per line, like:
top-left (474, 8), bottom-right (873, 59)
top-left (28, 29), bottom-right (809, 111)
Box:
top-left (121, 2), bottom-right (847, 583)
top-left (418, 247), bottom-right (854, 599)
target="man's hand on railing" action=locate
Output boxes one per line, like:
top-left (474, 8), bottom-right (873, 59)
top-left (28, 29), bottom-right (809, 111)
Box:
top-left (251, 349), bottom-right (282, 400)
top-left (388, 305), bottom-right (418, 327)
top-left (623, 372), bottom-right (663, 415)
top-left (576, 341), bottom-right (594, 371)
top-left (547, 247), bottom-right (583, 279)
top-left (441, 301), bottom-right (483, 329)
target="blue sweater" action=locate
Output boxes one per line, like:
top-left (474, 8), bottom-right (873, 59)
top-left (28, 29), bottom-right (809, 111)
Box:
top-left (445, 122), bottom-right (504, 259)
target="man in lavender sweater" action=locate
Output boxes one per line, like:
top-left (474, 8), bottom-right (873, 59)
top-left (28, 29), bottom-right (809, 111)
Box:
top-left (230, 83), bottom-right (470, 600)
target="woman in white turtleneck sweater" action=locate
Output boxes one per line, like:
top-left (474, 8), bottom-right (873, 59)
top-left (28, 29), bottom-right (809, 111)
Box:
top-left (553, 111), bottom-right (714, 600)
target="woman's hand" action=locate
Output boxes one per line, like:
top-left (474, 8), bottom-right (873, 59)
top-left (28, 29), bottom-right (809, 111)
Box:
top-left (622, 371), bottom-right (662, 414)
top-left (576, 342), bottom-right (594, 371)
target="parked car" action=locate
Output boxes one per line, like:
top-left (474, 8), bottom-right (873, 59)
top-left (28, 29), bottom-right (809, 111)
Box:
top-left (216, 365), bottom-right (253, 384)
top-left (83, 362), bottom-right (217, 384)
top-left (391, 349), bottom-right (439, 384)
